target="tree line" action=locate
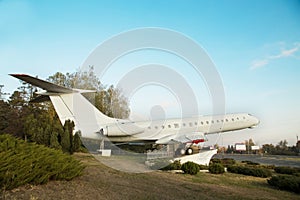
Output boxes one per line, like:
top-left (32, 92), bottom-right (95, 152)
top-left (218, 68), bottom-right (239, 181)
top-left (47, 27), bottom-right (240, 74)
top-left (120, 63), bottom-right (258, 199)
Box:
top-left (224, 139), bottom-right (299, 156)
top-left (0, 67), bottom-right (130, 154)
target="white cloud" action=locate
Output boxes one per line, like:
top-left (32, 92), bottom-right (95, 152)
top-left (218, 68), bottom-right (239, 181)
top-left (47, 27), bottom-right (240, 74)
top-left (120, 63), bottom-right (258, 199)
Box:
top-left (250, 42), bottom-right (300, 70)
top-left (250, 59), bottom-right (269, 70)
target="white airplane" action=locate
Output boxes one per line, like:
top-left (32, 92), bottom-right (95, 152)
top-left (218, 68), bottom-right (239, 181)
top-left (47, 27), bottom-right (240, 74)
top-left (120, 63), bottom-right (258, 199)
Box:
top-left (11, 74), bottom-right (259, 155)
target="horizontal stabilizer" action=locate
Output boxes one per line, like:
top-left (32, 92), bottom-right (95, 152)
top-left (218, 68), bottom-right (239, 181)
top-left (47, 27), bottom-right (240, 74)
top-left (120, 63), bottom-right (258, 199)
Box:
top-left (10, 74), bottom-right (74, 93)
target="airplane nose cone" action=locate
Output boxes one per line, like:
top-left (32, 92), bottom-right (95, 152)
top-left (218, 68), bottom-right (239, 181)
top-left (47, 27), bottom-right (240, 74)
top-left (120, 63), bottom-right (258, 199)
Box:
top-left (253, 117), bottom-right (260, 126)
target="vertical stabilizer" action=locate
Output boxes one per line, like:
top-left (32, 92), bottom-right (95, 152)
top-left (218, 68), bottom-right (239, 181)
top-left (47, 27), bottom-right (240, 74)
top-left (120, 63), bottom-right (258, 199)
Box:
top-left (10, 74), bottom-right (116, 139)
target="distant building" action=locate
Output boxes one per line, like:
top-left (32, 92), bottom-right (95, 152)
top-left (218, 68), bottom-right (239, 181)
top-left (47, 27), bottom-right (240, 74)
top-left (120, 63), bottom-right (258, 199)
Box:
top-left (235, 143), bottom-right (246, 153)
top-left (297, 140), bottom-right (300, 153)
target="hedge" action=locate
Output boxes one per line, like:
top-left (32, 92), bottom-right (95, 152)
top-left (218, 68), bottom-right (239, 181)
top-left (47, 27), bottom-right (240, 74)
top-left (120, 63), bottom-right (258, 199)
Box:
top-left (274, 166), bottom-right (300, 175)
top-left (227, 165), bottom-right (272, 178)
top-left (0, 134), bottom-right (84, 190)
top-left (268, 175), bottom-right (300, 193)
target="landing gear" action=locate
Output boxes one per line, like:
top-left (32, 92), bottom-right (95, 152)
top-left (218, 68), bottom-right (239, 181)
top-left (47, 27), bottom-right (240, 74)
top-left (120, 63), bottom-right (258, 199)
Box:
top-left (178, 147), bottom-right (194, 155)
top-left (186, 148), bottom-right (193, 155)
top-left (180, 149), bottom-right (186, 155)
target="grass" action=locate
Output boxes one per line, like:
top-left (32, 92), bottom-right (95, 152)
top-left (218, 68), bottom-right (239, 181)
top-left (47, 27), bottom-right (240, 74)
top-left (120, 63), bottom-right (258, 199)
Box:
top-left (2, 153), bottom-right (300, 200)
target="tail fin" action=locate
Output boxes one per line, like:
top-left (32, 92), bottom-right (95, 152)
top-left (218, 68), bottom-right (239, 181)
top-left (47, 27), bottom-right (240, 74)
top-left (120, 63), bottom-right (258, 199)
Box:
top-left (10, 74), bottom-right (116, 138)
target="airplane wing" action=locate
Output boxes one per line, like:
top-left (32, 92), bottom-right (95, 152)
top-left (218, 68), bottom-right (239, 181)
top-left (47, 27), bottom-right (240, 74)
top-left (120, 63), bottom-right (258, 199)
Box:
top-left (155, 132), bottom-right (206, 145)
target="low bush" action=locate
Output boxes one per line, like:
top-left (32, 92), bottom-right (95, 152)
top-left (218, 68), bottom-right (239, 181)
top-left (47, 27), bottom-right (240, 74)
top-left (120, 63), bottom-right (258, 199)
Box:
top-left (260, 164), bottom-right (275, 170)
top-left (198, 165), bottom-right (209, 170)
top-left (274, 166), bottom-right (300, 175)
top-left (221, 158), bottom-right (236, 167)
top-left (209, 163), bottom-right (225, 174)
top-left (210, 158), bottom-right (235, 167)
top-left (241, 160), bottom-right (260, 166)
top-left (181, 161), bottom-right (199, 175)
top-left (227, 165), bottom-right (272, 178)
top-left (268, 175), bottom-right (300, 193)
top-left (0, 134), bottom-right (84, 190)
top-left (160, 160), bottom-right (182, 171)
top-left (210, 158), bottom-right (221, 164)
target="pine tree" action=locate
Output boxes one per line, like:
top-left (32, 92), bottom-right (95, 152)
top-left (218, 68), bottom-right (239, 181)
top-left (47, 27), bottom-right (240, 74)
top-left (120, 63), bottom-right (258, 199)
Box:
top-left (72, 131), bottom-right (82, 152)
top-left (50, 131), bottom-right (61, 150)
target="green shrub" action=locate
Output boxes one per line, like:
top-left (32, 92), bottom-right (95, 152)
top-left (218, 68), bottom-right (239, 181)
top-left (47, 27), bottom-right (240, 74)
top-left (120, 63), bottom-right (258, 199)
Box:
top-left (181, 161), bottom-right (199, 175)
top-left (161, 160), bottom-right (182, 170)
top-left (221, 158), bottom-right (236, 167)
top-left (241, 160), bottom-right (260, 166)
top-left (260, 164), bottom-right (275, 170)
top-left (209, 163), bottom-right (225, 174)
top-left (198, 165), bottom-right (209, 170)
top-left (227, 165), bottom-right (272, 178)
top-left (0, 134), bottom-right (84, 190)
top-left (268, 175), bottom-right (300, 193)
top-left (210, 158), bottom-right (235, 167)
top-left (210, 158), bottom-right (221, 164)
top-left (274, 166), bottom-right (300, 175)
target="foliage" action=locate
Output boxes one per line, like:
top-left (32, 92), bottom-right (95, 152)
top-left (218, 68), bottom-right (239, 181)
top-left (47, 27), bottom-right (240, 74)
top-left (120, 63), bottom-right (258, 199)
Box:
top-left (161, 160), bottom-right (182, 171)
top-left (0, 134), bottom-right (84, 190)
top-left (262, 140), bottom-right (298, 156)
top-left (241, 160), bottom-right (260, 166)
top-left (198, 165), bottom-right (209, 170)
top-left (227, 165), bottom-right (272, 178)
top-left (210, 158), bottom-right (235, 167)
top-left (149, 159), bottom-right (171, 170)
top-left (274, 166), bottom-right (300, 175)
top-left (268, 175), bottom-right (300, 193)
top-left (226, 145), bottom-right (235, 154)
top-left (210, 158), bottom-right (221, 164)
top-left (181, 161), bottom-right (199, 175)
top-left (209, 163), bottom-right (225, 174)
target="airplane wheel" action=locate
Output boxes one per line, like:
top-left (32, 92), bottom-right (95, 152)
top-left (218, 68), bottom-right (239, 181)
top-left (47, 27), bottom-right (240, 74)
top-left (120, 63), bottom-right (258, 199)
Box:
top-left (180, 149), bottom-right (186, 155)
top-left (186, 148), bottom-right (193, 155)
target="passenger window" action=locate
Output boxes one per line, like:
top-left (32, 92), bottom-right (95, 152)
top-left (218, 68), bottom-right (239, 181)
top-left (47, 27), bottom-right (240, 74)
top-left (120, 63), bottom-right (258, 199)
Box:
top-left (168, 125), bottom-right (171, 128)
top-left (225, 119), bottom-right (228, 122)
top-left (155, 126), bottom-right (158, 129)
top-left (211, 120), bottom-right (214, 124)
top-left (162, 125), bottom-right (164, 129)
top-left (217, 120), bottom-right (219, 123)
top-left (232, 118), bottom-right (234, 121)
top-left (174, 123), bottom-right (179, 128)
top-left (206, 121), bottom-right (209, 124)
top-left (148, 127), bottom-right (151, 129)
top-left (194, 122), bottom-right (197, 125)
top-left (183, 123), bottom-right (186, 127)
top-left (189, 122), bottom-right (193, 127)
top-left (201, 121), bottom-right (204, 125)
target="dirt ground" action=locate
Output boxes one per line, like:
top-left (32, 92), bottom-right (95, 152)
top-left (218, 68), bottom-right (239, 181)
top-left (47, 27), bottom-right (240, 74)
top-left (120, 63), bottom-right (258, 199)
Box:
top-left (1, 153), bottom-right (299, 200)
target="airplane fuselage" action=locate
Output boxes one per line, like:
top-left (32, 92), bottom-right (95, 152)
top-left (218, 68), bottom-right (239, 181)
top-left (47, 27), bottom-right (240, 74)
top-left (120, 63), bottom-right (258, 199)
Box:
top-left (99, 113), bottom-right (259, 143)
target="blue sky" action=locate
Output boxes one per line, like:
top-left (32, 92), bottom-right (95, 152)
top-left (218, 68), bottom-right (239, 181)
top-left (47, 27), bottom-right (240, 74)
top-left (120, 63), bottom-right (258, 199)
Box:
top-left (1, 0), bottom-right (300, 146)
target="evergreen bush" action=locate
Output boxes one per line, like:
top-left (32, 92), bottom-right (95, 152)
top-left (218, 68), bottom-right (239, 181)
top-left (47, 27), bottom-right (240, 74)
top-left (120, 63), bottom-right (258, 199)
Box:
top-left (221, 158), bottom-right (236, 167)
top-left (161, 160), bottom-right (182, 170)
top-left (274, 166), bottom-right (300, 175)
top-left (209, 163), bottom-right (225, 174)
top-left (227, 165), bottom-right (272, 178)
top-left (268, 175), bottom-right (300, 193)
top-left (181, 161), bottom-right (199, 175)
top-left (0, 134), bottom-right (84, 190)
top-left (198, 165), bottom-right (209, 170)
